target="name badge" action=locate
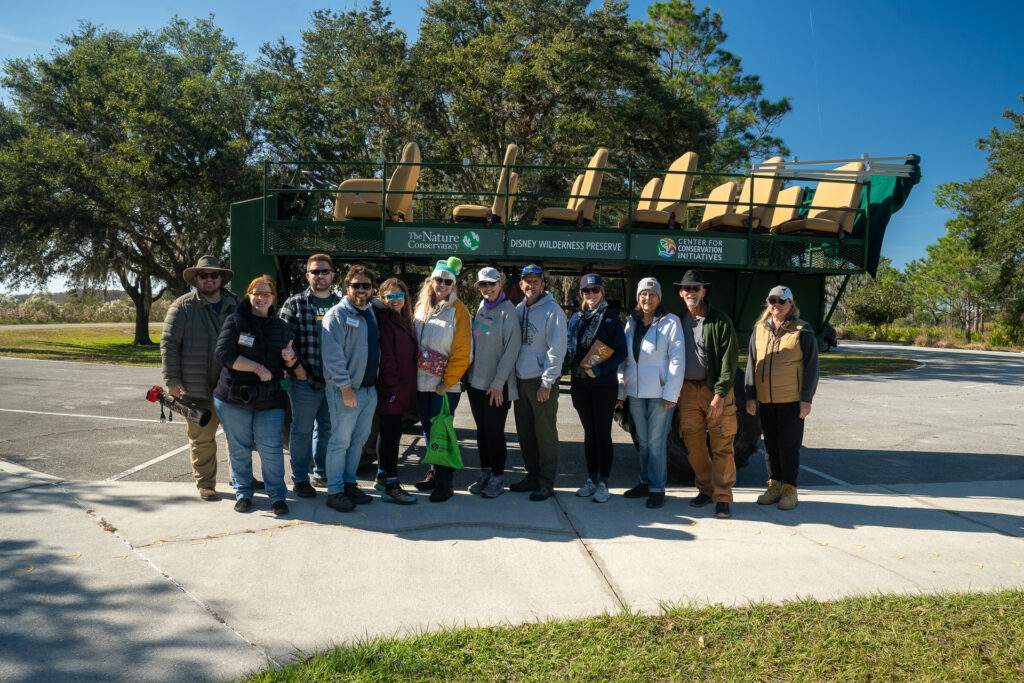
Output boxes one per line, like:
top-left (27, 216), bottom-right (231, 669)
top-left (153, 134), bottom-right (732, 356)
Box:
top-left (238, 333), bottom-right (255, 347)
top-left (346, 317), bottom-right (361, 328)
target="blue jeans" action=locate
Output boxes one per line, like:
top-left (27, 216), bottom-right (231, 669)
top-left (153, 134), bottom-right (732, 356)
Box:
top-left (629, 396), bottom-right (673, 492)
top-left (288, 379), bottom-right (331, 482)
top-left (324, 385), bottom-right (377, 494)
top-left (417, 390), bottom-right (461, 484)
top-left (213, 398), bottom-right (287, 502)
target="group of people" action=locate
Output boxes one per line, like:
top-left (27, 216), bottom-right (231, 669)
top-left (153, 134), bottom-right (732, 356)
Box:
top-left (161, 254), bottom-right (818, 519)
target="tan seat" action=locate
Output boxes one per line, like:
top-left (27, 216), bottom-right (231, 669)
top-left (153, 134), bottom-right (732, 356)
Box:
top-left (452, 144), bottom-right (519, 225)
top-left (695, 156), bottom-right (784, 232)
top-left (620, 152), bottom-right (698, 229)
top-left (615, 177), bottom-right (661, 227)
top-left (763, 186), bottom-right (804, 230)
top-left (332, 142), bottom-right (421, 223)
top-left (772, 162), bottom-right (865, 237)
top-left (691, 181), bottom-right (738, 227)
top-left (536, 148), bottom-right (609, 226)
top-left (566, 174), bottom-right (584, 210)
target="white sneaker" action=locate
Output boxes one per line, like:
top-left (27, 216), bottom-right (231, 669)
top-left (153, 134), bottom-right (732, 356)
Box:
top-left (576, 478), bottom-right (597, 497)
top-left (592, 482), bottom-right (610, 503)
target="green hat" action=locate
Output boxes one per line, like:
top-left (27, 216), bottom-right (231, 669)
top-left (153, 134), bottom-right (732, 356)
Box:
top-left (431, 256), bottom-right (463, 280)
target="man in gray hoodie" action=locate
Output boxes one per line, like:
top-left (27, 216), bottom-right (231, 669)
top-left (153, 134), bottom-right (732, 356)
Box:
top-left (511, 265), bottom-right (568, 501)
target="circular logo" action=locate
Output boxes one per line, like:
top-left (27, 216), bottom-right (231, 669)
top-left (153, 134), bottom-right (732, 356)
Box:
top-left (658, 237), bottom-right (676, 259)
top-left (461, 231), bottom-right (481, 251)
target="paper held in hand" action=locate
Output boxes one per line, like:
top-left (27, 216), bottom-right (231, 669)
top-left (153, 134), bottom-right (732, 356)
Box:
top-left (580, 339), bottom-right (614, 369)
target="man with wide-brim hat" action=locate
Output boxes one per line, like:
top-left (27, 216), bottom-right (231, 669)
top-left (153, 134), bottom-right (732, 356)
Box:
top-left (160, 255), bottom-right (240, 501)
top-left (674, 269), bottom-right (739, 519)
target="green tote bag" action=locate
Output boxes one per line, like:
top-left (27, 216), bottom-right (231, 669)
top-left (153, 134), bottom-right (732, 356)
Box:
top-left (423, 394), bottom-right (464, 469)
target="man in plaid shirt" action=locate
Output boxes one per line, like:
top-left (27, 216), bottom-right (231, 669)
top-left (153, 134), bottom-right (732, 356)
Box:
top-left (279, 254), bottom-right (341, 497)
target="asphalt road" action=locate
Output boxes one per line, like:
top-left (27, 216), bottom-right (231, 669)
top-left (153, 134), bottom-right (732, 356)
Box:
top-left (1, 340), bottom-right (1022, 490)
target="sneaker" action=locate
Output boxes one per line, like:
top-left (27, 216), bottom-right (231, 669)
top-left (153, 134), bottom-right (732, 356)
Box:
top-left (689, 492), bottom-right (713, 508)
top-left (344, 483), bottom-right (372, 505)
top-left (293, 481), bottom-right (316, 498)
top-left (529, 488), bottom-right (554, 502)
top-left (325, 492), bottom-right (355, 513)
top-left (646, 491), bottom-right (665, 509)
top-left (373, 472), bottom-right (387, 492)
top-left (252, 478), bottom-right (265, 491)
top-left (623, 483), bottom-right (649, 499)
top-left (592, 482), bottom-right (610, 504)
top-left (429, 482), bottom-right (454, 503)
top-left (778, 484), bottom-right (799, 511)
top-left (468, 471), bottom-right (491, 495)
top-left (756, 479), bottom-right (783, 505)
top-left (715, 502), bottom-right (731, 518)
top-left (233, 497), bottom-right (252, 513)
top-left (381, 482), bottom-right (417, 505)
top-left (482, 474), bottom-right (505, 499)
top-left (271, 500), bottom-right (289, 516)
top-left (509, 477), bottom-right (539, 492)
top-left (576, 479), bottom-right (597, 498)
top-left (414, 468), bottom-right (437, 491)
top-left (312, 477), bottom-right (328, 488)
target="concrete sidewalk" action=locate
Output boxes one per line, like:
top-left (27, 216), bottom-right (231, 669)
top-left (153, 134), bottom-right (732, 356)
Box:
top-left (2, 458), bottom-right (1022, 682)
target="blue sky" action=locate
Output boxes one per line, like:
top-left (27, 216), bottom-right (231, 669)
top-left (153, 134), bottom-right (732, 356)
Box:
top-left (2, 0), bottom-right (1022, 292)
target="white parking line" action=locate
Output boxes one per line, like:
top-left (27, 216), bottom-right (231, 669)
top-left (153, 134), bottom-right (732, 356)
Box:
top-left (799, 464), bottom-right (851, 486)
top-left (0, 408), bottom-right (167, 423)
top-left (105, 429), bottom-right (224, 481)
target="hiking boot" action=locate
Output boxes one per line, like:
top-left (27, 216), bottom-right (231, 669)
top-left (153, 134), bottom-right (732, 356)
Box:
top-left (646, 491), bottom-right (666, 509)
top-left (468, 470), bottom-right (491, 495)
top-left (312, 477), bottom-right (328, 488)
top-left (689, 492), bottom-right (713, 508)
top-left (233, 497), bottom-right (252, 513)
top-left (482, 474), bottom-right (505, 499)
top-left (715, 502), bottom-right (731, 518)
top-left (529, 488), bottom-right (554, 502)
top-left (382, 482), bottom-right (417, 505)
top-left (373, 472), bottom-right (388, 492)
top-left (271, 500), bottom-right (289, 516)
top-left (293, 481), bottom-right (316, 498)
top-left (756, 479), bottom-right (783, 505)
top-left (592, 482), bottom-right (610, 504)
top-left (429, 482), bottom-right (454, 503)
top-left (778, 484), bottom-right (799, 511)
top-left (414, 468), bottom-right (437, 491)
top-left (344, 483), bottom-right (372, 505)
top-left (623, 483), bottom-right (649, 499)
top-left (509, 477), bottom-right (539, 492)
top-left (199, 488), bottom-right (219, 502)
top-left (576, 478), bottom-right (597, 498)
top-left (326, 492), bottom-right (355, 512)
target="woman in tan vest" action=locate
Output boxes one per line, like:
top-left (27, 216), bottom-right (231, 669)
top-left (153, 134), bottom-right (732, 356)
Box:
top-left (744, 286), bottom-right (819, 510)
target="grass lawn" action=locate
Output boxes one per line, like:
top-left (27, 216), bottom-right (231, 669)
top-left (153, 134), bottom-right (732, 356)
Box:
top-left (0, 326), bottom-right (161, 366)
top-left (244, 589), bottom-right (1023, 681)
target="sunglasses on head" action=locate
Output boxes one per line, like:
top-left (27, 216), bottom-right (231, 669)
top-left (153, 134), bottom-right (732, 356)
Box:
top-left (307, 268), bottom-right (334, 276)
top-left (433, 277), bottom-right (454, 286)
top-left (384, 292), bottom-right (405, 302)
top-left (680, 285), bottom-right (702, 292)
top-left (348, 281), bottom-right (373, 290)
top-left (196, 272), bottom-right (221, 280)
top-left (521, 266), bottom-right (542, 276)
top-left (768, 297), bottom-right (789, 305)
top-left (581, 286), bottom-right (602, 295)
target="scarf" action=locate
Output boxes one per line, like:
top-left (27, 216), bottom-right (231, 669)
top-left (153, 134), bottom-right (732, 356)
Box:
top-left (568, 300), bottom-right (608, 360)
top-left (482, 289), bottom-right (506, 310)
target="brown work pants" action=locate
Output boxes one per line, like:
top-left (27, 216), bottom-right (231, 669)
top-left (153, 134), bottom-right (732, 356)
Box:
top-left (678, 381), bottom-right (737, 503)
top-left (186, 398), bottom-right (220, 489)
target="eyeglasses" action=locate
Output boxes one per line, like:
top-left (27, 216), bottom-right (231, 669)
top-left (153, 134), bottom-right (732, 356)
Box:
top-left (521, 266), bottom-right (542, 275)
top-left (581, 286), bottom-right (602, 295)
top-left (680, 285), bottom-right (702, 292)
top-left (348, 281), bottom-right (373, 290)
top-left (197, 272), bottom-right (221, 280)
top-left (768, 297), bottom-right (789, 305)
top-left (307, 268), bottom-right (334, 276)
top-left (477, 281), bottom-right (498, 288)
top-left (250, 291), bottom-right (273, 299)
top-left (433, 277), bottom-right (454, 286)
top-left (384, 292), bottom-right (405, 302)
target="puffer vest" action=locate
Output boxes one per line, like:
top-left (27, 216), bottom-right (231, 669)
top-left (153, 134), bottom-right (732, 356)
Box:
top-left (752, 317), bottom-right (807, 404)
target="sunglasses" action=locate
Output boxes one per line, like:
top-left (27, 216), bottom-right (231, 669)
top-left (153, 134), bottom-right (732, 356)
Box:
top-left (433, 277), bottom-right (454, 286)
top-left (307, 268), bottom-right (334, 276)
top-left (477, 281), bottom-right (498, 288)
top-left (521, 266), bottom-right (543, 275)
top-left (680, 285), bottom-right (702, 292)
top-left (250, 291), bottom-right (273, 299)
top-left (348, 281), bottom-right (373, 290)
top-left (581, 286), bottom-right (602, 295)
top-left (384, 292), bottom-right (405, 302)
top-left (768, 297), bottom-right (789, 305)
top-left (196, 272), bottom-right (221, 280)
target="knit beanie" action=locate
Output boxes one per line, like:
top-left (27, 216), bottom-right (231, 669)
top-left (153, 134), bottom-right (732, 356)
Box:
top-left (636, 276), bottom-right (662, 300)
top-left (431, 256), bottom-right (463, 280)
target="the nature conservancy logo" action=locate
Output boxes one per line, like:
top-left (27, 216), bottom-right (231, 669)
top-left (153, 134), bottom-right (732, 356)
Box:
top-left (461, 230), bottom-right (481, 251)
top-left (406, 230), bottom-right (460, 251)
top-left (658, 237), bottom-right (677, 258)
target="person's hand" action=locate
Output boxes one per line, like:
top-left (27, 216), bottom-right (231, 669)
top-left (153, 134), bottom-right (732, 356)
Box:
top-left (661, 400), bottom-right (676, 410)
top-left (584, 367), bottom-right (596, 379)
top-left (342, 386), bottom-right (357, 408)
top-left (256, 366), bottom-right (273, 382)
top-left (486, 388), bottom-right (504, 407)
top-left (537, 386), bottom-right (551, 403)
top-left (435, 382), bottom-right (448, 396)
top-left (281, 340), bottom-right (296, 364)
top-left (799, 401), bottom-right (812, 419)
top-left (167, 383), bottom-right (184, 398)
top-left (707, 393), bottom-right (725, 420)
top-left (615, 399), bottom-right (623, 409)
top-left (746, 399), bottom-right (757, 416)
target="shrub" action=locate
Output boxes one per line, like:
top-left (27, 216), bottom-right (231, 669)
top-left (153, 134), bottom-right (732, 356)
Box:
top-left (986, 329), bottom-right (1010, 348)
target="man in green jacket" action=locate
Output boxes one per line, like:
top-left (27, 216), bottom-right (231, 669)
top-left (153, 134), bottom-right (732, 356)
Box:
top-left (674, 270), bottom-right (739, 519)
top-left (160, 256), bottom-right (240, 501)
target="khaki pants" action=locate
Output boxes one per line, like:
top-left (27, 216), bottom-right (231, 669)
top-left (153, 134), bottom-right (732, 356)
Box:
top-left (186, 398), bottom-right (220, 489)
top-left (678, 381), bottom-right (737, 503)
top-left (513, 377), bottom-right (560, 491)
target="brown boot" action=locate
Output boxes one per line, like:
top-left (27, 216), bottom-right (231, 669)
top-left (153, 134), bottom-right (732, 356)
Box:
top-left (756, 479), bottom-right (782, 505)
top-left (778, 484), bottom-right (798, 510)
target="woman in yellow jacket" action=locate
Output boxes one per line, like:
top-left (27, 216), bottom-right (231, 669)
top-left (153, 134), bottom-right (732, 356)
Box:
top-left (744, 286), bottom-right (819, 510)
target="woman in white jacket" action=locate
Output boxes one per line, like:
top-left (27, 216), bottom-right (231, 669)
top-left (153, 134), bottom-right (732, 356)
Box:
top-left (617, 277), bottom-right (685, 509)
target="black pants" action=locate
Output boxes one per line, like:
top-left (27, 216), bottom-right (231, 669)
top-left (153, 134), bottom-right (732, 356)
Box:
top-left (377, 413), bottom-right (403, 479)
top-left (759, 402), bottom-right (804, 486)
top-left (571, 385), bottom-right (618, 482)
top-left (467, 386), bottom-right (511, 475)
